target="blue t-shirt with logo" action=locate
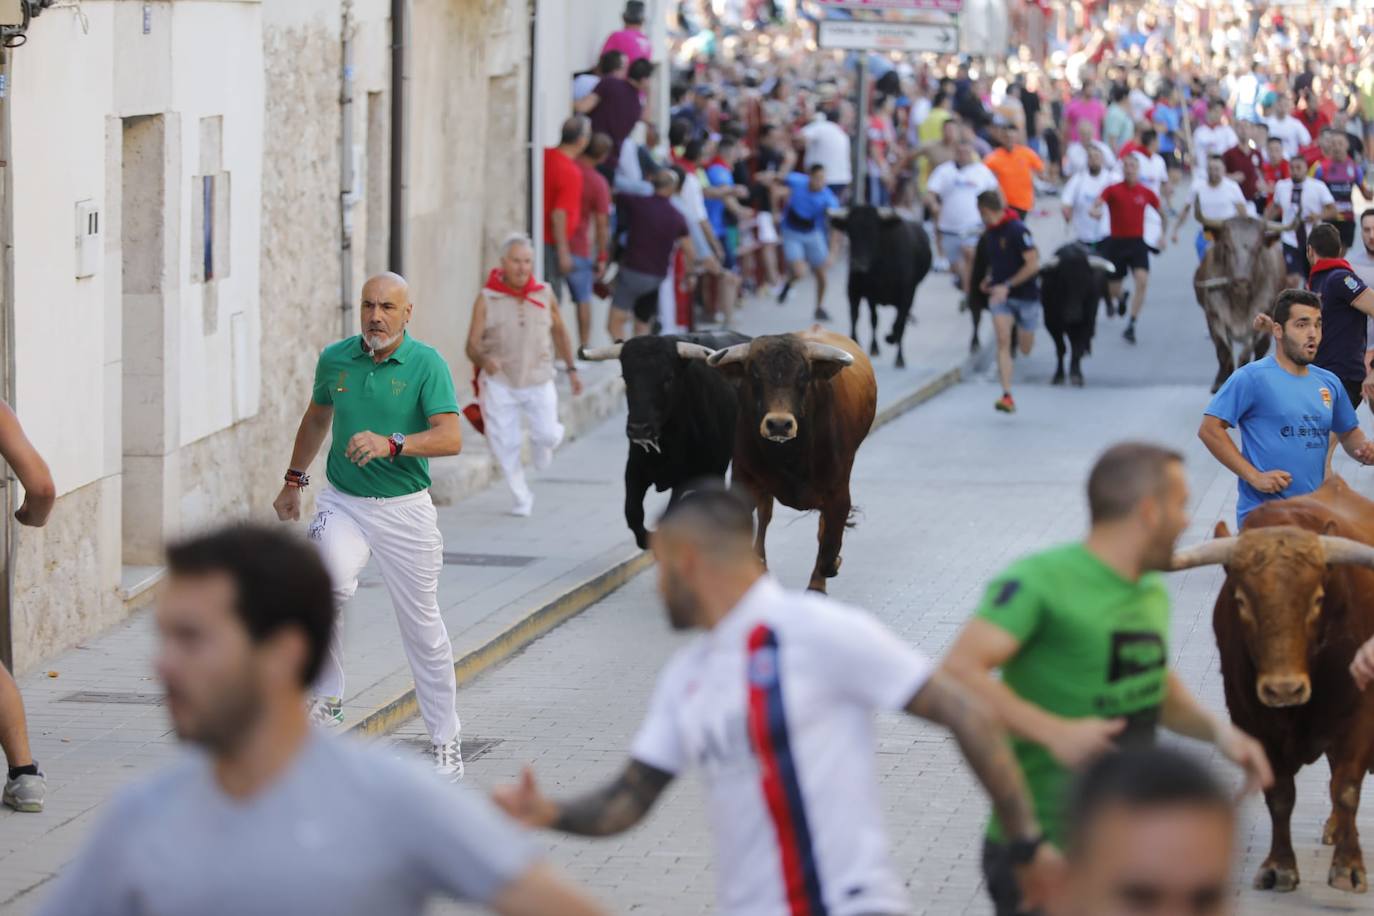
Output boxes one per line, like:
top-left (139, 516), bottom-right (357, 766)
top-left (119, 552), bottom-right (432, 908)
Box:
top-left (1205, 355), bottom-right (1358, 526)
top-left (783, 171), bottom-right (839, 233)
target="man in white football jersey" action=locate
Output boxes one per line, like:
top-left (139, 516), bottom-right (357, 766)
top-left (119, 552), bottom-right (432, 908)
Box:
top-left (493, 485), bottom-right (1062, 916)
top-left (1062, 145), bottom-right (1117, 248)
top-left (1131, 129), bottom-right (1172, 252)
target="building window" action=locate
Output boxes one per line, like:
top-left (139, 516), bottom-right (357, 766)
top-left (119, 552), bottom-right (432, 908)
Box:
top-left (201, 174), bottom-right (215, 282)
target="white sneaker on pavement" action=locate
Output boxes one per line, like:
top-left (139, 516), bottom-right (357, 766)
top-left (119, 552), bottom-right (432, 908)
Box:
top-left (510, 494), bottom-right (534, 517)
top-left (307, 695), bottom-right (344, 728)
top-left (433, 738), bottom-right (464, 779)
top-left (3, 771), bottom-right (45, 813)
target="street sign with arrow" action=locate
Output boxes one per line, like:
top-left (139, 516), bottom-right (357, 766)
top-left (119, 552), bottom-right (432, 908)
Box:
top-left (816, 17), bottom-right (959, 53)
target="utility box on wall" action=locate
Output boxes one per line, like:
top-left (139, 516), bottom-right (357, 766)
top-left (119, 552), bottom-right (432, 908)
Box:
top-left (75, 199), bottom-right (101, 279)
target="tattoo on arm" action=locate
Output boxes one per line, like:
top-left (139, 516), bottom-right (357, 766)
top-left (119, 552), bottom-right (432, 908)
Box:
top-left (907, 671), bottom-right (1040, 841)
top-left (553, 760), bottom-right (673, 837)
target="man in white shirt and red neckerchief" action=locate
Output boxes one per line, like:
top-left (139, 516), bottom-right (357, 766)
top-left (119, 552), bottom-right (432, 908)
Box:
top-left (493, 484), bottom-right (1063, 916)
top-left (465, 234), bottom-right (581, 517)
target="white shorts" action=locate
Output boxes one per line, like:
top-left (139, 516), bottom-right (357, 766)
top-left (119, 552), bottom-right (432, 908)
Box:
top-left (755, 211), bottom-right (779, 245)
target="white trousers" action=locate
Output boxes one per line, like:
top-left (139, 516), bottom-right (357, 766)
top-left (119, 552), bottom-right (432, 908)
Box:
top-left (480, 376), bottom-right (564, 508)
top-left (309, 487), bottom-right (460, 744)
top-left (657, 272), bottom-right (681, 333)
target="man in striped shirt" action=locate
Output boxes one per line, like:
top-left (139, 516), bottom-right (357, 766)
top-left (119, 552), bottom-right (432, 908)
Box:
top-left (493, 485), bottom-right (1061, 915)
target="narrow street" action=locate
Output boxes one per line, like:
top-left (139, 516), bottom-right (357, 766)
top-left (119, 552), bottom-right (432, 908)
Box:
top-left (387, 225), bottom-right (1374, 915)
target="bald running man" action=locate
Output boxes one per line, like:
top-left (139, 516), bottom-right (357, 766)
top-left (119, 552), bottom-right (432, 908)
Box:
top-left (274, 273), bottom-right (466, 776)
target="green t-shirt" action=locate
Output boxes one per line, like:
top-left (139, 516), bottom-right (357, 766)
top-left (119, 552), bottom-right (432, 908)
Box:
top-left (311, 334), bottom-right (459, 498)
top-left (976, 543), bottom-right (1171, 845)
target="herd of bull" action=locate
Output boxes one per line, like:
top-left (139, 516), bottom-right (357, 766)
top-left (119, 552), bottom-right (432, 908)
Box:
top-left (579, 205), bottom-right (1374, 896)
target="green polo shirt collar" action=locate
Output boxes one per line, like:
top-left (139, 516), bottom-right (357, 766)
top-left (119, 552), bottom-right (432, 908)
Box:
top-left (353, 333), bottom-right (417, 365)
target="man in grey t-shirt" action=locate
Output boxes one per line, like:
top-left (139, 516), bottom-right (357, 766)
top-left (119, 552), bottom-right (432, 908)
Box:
top-left (38, 525), bottom-right (603, 916)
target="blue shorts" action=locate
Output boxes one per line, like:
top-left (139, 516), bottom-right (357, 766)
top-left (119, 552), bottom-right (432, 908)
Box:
top-left (991, 297), bottom-right (1042, 331)
top-left (1195, 229), bottom-right (1211, 261)
top-left (566, 255), bottom-right (595, 303)
top-left (782, 227), bottom-right (829, 268)
top-left (1282, 243), bottom-right (1309, 277)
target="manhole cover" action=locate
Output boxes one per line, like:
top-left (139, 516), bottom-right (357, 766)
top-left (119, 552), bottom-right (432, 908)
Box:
top-left (61, 690), bottom-right (164, 706)
top-left (442, 552), bottom-right (536, 568)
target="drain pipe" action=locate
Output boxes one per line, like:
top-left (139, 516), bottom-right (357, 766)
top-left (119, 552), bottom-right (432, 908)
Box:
top-left (388, 0), bottom-right (409, 275)
top-left (0, 48), bottom-right (14, 670)
top-left (340, 0), bottom-right (355, 335)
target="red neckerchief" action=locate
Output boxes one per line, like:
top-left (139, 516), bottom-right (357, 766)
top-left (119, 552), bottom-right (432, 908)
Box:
top-left (992, 209), bottom-right (1020, 229)
top-left (484, 268), bottom-right (546, 307)
top-left (1309, 258), bottom-right (1354, 282)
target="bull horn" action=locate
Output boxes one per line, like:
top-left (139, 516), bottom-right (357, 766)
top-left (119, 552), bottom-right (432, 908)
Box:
top-left (1088, 255), bottom-right (1116, 273)
top-left (1318, 536), bottom-right (1374, 569)
top-left (1171, 537), bottom-right (1239, 571)
top-left (826, 207), bottom-right (849, 220)
top-left (803, 342), bottom-right (855, 366)
top-left (675, 342), bottom-right (715, 361)
top-left (1037, 257), bottom-right (1061, 274)
top-left (707, 342), bottom-right (751, 367)
top-left (1264, 221), bottom-right (1287, 233)
top-left (578, 343), bottom-right (624, 361)
top-left (877, 206), bottom-right (897, 219)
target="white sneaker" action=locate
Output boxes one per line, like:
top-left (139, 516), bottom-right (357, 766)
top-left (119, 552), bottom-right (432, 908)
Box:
top-left (510, 494), bottom-right (534, 517)
top-left (433, 738), bottom-right (464, 779)
top-left (532, 443), bottom-right (553, 472)
top-left (307, 695), bottom-right (344, 728)
top-left (3, 771), bottom-right (44, 813)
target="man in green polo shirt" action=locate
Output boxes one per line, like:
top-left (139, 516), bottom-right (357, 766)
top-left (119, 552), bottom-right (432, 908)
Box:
top-left (273, 272), bottom-right (466, 777)
top-left (943, 442), bottom-right (1273, 916)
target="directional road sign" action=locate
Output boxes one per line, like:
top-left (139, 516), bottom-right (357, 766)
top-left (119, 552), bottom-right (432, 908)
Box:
top-left (815, 0), bottom-right (963, 11)
top-left (817, 18), bottom-right (959, 53)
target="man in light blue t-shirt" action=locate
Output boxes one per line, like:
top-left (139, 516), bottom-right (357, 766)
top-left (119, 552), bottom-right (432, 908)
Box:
top-left (1199, 289), bottom-right (1374, 528)
top-left (775, 163), bottom-right (841, 320)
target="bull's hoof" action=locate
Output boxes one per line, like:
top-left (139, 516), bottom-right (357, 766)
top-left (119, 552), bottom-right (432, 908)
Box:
top-left (1323, 814), bottom-right (1338, 846)
top-left (824, 556), bottom-right (842, 577)
top-left (894, 354), bottom-right (905, 369)
top-left (868, 340), bottom-right (880, 356)
top-left (1051, 370), bottom-right (1066, 386)
top-left (633, 530), bottom-right (649, 551)
top-left (806, 582), bottom-right (828, 594)
top-left (1071, 372), bottom-right (1084, 388)
top-left (1254, 862), bottom-right (1300, 892)
top-left (1328, 863), bottom-right (1368, 893)
top-left (970, 338), bottom-right (981, 354)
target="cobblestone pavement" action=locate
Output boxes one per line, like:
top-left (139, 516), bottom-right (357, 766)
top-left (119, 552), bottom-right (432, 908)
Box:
top-left (387, 226), bottom-right (1374, 915)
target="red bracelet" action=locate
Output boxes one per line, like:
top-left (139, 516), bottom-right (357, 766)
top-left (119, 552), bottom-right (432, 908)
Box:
top-left (388, 438), bottom-right (400, 458)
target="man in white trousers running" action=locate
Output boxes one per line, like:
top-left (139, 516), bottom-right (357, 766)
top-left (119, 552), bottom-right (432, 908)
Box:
top-left (465, 234), bottom-right (582, 517)
top-left (273, 272), bottom-right (465, 776)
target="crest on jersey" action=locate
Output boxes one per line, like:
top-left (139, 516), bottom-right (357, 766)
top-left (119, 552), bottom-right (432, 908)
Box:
top-left (1346, 275), bottom-right (1360, 293)
top-left (1320, 387), bottom-right (1332, 409)
top-left (748, 646), bottom-right (779, 687)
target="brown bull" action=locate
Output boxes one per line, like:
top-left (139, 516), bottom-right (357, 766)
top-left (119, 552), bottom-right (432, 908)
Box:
top-left (1172, 476), bottom-right (1374, 894)
top-left (707, 328), bottom-right (877, 592)
top-left (1193, 216), bottom-right (1285, 393)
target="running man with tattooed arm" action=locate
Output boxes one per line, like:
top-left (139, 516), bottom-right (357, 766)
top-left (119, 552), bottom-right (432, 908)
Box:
top-left (494, 483), bottom-right (1061, 916)
top-left (943, 442), bottom-right (1273, 916)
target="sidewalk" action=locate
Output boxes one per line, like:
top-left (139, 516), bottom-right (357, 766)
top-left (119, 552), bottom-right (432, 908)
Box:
top-left (0, 210), bottom-right (1062, 911)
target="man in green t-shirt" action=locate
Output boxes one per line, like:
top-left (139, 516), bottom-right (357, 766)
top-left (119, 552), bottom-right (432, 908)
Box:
top-left (944, 442), bottom-right (1272, 916)
top-left (273, 272), bottom-right (466, 777)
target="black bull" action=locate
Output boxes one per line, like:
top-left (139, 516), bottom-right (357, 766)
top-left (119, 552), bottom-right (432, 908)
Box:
top-left (578, 330), bottom-right (749, 550)
top-left (829, 206), bottom-right (932, 368)
top-left (968, 238), bottom-right (1114, 385)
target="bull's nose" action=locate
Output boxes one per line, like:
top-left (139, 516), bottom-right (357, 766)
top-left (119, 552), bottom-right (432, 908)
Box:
top-left (1257, 676), bottom-right (1311, 708)
top-left (761, 414), bottom-right (797, 441)
top-left (626, 422), bottom-right (654, 437)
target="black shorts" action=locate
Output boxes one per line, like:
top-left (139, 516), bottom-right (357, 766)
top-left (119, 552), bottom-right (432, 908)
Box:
top-left (1282, 243), bottom-right (1309, 277)
top-left (1335, 219), bottom-right (1356, 250)
top-left (1103, 237), bottom-right (1150, 278)
top-left (1342, 377), bottom-right (1364, 412)
top-left (982, 839), bottom-right (1045, 916)
top-left (1160, 148), bottom-right (1179, 169)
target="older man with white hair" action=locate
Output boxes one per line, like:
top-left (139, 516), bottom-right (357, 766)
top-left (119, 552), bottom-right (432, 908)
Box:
top-left (465, 234), bottom-right (582, 517)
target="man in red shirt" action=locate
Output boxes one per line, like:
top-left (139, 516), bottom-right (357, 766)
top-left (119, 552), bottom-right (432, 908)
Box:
top-left (1091, 154), bottom-right (1168, 345)
top-left (1221, 121), bottom-right (1264, 212)
top-left (569, 133), bottom-right (613, 349)
top-left (1260, 135), bottom-right (1289, 206)
top-left (543, 116), bottom-right (589, 303)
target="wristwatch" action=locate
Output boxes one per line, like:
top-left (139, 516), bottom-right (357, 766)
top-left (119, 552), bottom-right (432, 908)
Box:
top-left (1007, 833), bottom-right (1046, 866)
top-left (389, 432), bottom-right (406, 458)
